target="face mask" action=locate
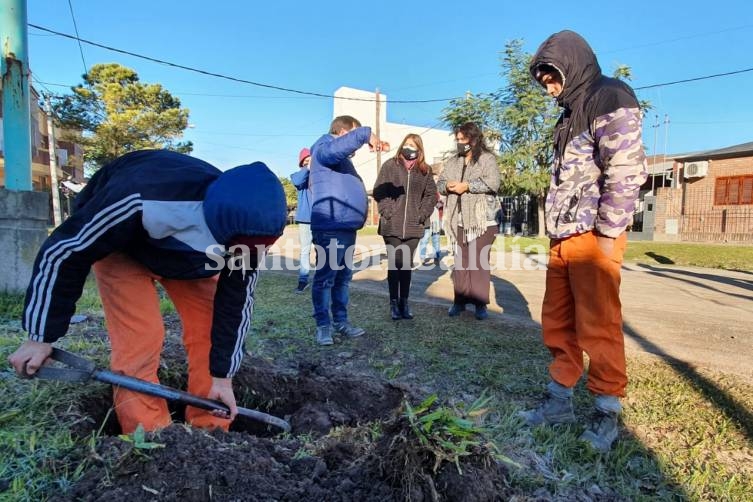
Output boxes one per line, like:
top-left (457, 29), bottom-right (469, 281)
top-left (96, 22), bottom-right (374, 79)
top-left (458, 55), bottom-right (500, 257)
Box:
top-left (401, 147), bottom-right (418, 160)
top-left (457, 142), bottom-right (471, 156)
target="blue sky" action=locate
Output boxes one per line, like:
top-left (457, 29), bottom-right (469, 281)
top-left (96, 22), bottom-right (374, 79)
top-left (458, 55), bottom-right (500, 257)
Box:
top-left (25, 0), bottom-right (753, 175)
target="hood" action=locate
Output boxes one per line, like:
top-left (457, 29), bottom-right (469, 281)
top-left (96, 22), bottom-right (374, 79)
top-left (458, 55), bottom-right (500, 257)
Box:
top-left (203, 161), bottom-right (287, 245)
top-left (530, 30), bottom-right (602, 108)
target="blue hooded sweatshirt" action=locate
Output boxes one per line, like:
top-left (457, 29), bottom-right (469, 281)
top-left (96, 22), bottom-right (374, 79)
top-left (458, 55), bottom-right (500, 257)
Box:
top-left (290, 168), bottom-right (312, 224)
top-left (309, 126), bottom-right (371, 232)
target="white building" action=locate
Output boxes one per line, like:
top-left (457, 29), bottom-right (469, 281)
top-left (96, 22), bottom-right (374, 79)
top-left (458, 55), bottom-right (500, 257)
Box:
top-left (332, 87), bottom-right (456, 224)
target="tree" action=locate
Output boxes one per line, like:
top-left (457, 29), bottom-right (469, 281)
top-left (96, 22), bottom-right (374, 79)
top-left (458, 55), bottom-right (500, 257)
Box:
top-left (280, 177), bottom-right (297, 209)
top-left (54, 63), bottom-right (192, 172)
top-left (441, 40), bottom-right (557, 236)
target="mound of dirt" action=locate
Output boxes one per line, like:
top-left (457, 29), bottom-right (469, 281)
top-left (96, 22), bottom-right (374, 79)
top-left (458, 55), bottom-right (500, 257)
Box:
top-left (63, 418), bottom-right (511, 502)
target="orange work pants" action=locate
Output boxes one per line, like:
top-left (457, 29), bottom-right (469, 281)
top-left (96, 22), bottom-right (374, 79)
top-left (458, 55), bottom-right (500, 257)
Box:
top-left (541, 231), bottom-right (628, 397)
top-left (94, 252), bottom-right (230, 433)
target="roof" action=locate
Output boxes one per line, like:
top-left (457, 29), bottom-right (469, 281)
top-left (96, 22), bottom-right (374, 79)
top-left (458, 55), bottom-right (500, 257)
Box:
top-left (675, 141), bottom-right (753, 161)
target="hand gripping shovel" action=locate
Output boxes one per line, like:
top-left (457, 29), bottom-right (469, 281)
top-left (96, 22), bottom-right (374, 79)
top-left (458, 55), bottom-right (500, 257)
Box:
top-left (31, 348), bottom-right (291, 433)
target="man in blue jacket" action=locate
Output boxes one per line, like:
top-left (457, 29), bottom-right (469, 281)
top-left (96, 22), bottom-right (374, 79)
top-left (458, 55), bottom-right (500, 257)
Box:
top-left (291, 147), bottom-right (313, 293)
top-left (309, 115), bottom-right (388, 345)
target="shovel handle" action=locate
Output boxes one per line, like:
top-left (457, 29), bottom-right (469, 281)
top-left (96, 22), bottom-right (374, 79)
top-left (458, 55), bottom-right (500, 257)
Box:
top-left (93, 370), bottom-right (291, 432)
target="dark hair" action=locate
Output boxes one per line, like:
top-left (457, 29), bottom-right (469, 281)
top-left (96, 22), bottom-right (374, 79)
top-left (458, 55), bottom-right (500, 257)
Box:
top-left (454, 122), bottom-right (491, 164)
top-left (329, 115), bottom-right (362, 135)
top-left (395, 133), bottom-right (429, 174)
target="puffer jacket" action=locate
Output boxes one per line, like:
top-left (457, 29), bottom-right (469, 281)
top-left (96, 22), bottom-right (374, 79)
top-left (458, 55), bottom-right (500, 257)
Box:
top-left (530, 30), bottom-right (648, 239)
top-left (373, 158), bottom-right (437, 239)
top-left (309, 127), bottom-right (371, 232)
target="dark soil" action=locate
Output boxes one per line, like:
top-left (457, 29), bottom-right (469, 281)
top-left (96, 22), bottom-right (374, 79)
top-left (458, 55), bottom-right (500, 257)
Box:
top-left (62, 333), bottom-right (512, 501)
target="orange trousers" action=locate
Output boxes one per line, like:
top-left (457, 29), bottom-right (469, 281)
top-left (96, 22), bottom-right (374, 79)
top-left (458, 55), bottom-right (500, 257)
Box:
top-left (94, 252), bottom-right (230, 433)
top-left (542, 231), bottom-right (628, 397)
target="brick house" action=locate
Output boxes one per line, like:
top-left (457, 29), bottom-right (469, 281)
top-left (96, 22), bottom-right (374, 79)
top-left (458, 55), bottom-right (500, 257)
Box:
top-left (642, 141), bottom-right (753, 242)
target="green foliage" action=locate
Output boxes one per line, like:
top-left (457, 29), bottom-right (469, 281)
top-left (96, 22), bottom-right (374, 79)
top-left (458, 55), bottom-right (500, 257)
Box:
top-left (54, 63), bottom-right (193, 172)
top-left (441, 40), bottom-right (556, 200)
top-left (280, 177), bottom-right (298, 209)
top-left (118, 424), bottom-right (165, 450)
top-left (404, 393), bottom-right (492, 474)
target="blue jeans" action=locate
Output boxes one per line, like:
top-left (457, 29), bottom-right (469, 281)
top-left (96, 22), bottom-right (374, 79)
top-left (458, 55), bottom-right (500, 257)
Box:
top-left (417, 228), bottom-right (441, 260)
top-left (311, 230), bottom-right (356, 327)
top-left (298, 223), bottom-right (312, 282)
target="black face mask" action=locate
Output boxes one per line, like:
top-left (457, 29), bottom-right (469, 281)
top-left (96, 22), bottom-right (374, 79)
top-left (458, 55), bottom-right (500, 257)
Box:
top-left (401, 147), bottom-right (418, 160)
top-left (457, 142), bottom-right (471, 156)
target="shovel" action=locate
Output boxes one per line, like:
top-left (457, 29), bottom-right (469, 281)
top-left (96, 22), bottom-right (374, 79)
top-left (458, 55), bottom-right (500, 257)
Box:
top-left (30, 347), bottom-right (291, 433)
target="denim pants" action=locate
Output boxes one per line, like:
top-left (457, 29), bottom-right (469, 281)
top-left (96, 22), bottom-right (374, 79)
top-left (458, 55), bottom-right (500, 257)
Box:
top-left (298, 223), bottom-right (312, 282)
top-left (311, 229), bottom-right (357, 327)
top-left (417, 228), bottom-right (441, 260)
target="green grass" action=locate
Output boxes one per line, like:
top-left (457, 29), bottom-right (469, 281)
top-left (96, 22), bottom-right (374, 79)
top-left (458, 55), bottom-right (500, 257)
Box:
top-left (2, 272), bottom-right (752, 500)
top-left (492, 236), bottom-right (753, 272)
top-left (623, 241), bottom-right (753, 271)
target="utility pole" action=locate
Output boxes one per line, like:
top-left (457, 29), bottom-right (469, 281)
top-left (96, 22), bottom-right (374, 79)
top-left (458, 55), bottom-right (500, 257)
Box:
top-left (1, 0), bottom-right (32, 190)
top-left (44, 93), bottom-right (62, 226)
top-left (650, 114), bottom-right (659, 194)
top-left (662, 114), bottom-right (670, 188)
top-left (375, 88), bottom-right (382, 173)
top-left (0, 0), bottom-right (50, 293)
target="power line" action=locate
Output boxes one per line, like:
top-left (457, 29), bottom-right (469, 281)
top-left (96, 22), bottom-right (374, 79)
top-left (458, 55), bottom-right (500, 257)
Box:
top-left (634, 67), bottom-right (753, 90)
top-left (66, 0), bottom-right (87, 74)
top-left (28, 24), bottom-right (458, 104)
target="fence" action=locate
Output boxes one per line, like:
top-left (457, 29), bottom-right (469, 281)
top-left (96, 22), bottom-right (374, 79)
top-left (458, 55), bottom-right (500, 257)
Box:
top-left (680, 207), bottom-right (753, 242)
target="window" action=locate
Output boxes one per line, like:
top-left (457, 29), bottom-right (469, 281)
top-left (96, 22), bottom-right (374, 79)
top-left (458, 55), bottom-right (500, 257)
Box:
top-left (714, 175), bottom-right (753, 205)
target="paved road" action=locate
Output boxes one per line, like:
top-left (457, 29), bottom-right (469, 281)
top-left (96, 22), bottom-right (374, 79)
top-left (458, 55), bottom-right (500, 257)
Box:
top-left (269, 228), bottom-right (753, 377)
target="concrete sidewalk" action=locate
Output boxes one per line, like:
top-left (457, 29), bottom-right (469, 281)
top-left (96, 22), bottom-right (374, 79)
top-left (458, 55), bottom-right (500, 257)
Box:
top-left (269, 227), bottom-right (753, 377)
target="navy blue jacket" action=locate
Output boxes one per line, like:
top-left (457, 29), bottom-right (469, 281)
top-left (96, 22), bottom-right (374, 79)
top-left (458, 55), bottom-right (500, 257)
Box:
top-left (22, 150), bottom-right (284, 378)
top-left (309, 127), bottom-right (371, 231)
top-left (290, 168), bottom-right (312, 223)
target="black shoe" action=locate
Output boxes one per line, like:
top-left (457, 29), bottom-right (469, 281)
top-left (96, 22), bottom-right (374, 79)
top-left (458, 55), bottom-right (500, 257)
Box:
top-left (475, 304), bottom-right (488, 320)
top-left (448, 303), bottom-right (465, 317)
top-left (295, 280), bottom-right (308, 294)
top-left (390, 299), bottom-right (401, 320)
top-left (399, 298), bottom-right (414, 319)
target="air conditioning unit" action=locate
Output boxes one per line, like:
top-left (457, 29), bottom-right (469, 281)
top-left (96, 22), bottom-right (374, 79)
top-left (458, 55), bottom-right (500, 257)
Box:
top-left (684, 161), bottom-right (708, 179)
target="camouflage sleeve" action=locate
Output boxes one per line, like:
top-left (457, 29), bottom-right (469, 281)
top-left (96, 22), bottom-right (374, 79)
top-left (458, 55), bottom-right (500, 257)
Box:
top-left (593, 107), bottom-right (648, 238)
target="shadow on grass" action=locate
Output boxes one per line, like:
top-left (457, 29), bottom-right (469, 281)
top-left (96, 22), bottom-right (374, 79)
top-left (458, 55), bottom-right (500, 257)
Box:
top-left (645, 251), bottom-right (675, 265)
top-left (624, 321), bottom-right (753, 444)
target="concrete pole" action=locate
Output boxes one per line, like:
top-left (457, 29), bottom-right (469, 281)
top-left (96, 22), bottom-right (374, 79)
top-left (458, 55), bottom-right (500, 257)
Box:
top-left (44, 94), bottom-right (62, 226)
top-left (1, 0), bottom-right (32, 190)
top-left (0, 0), bottom-right (50, 293)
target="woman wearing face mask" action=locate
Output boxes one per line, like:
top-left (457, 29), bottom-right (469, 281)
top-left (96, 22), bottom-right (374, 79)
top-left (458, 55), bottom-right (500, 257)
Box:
top-left (437, 122), bottom-right (500, 320)
top-left (373, 134), bottom-right (438, 320)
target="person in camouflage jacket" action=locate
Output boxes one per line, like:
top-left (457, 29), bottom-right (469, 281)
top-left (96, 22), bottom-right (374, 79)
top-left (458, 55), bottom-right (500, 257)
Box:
top-left (519, 30), bottom-right (648, 453)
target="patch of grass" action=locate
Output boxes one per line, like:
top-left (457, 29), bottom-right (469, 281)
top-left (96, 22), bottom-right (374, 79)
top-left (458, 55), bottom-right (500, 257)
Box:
top-left (2, 272), bottom-right (752, 500)
top-left (252, 272), bottom-right (753, 500)
top-left (624, 241), bottom-right (753, 271)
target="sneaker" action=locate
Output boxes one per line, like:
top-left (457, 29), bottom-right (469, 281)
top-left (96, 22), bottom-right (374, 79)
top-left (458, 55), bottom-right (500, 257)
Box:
top-left (475, 304), bottom-right (488, 320)
top-left (422, 258), bottom-right (434, 266)
top-left (518, 393), bottom-right (576, 426)
top-left (315, 325), bottom-right (334, 346)
top-left (448, 304), bottom-right (465, 317)
top-left (295, 280), bottom-right (309, 294)
top-left (579, 410), bottom-right (619, 452)
top-left (333, 322), bottom-right (365, 338)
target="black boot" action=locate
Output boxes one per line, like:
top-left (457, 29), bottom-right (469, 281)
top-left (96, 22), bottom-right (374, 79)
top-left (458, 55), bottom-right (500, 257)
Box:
top-left (390, 299), bottom-right (401, 320)
top-left (399, 298), bottom-right (414, 319)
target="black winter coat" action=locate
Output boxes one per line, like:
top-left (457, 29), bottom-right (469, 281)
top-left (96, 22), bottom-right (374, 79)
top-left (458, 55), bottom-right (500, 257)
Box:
top-left (373, 158), bottom-right (437, 239)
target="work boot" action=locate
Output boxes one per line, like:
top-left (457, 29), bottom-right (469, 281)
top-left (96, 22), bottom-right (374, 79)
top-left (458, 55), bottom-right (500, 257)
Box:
top-left (448, 303), bottom-right (465, 317)
top-left (579, 410), bottom-right (620, 453)
top-left (315, 325), bottom-right (334, 346)
top-left (518, 392), bottom-right (576, 426)
top-left (475, 304), bottom-right (488, 320)
top-left (390, 299), bottom-right (401, 320)
top-left (333, 321), bottom-right (365, 338)
top-left (295, 280), bottom-right (308, 294)
top-left (399, 298), bottom-right (414, 319)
